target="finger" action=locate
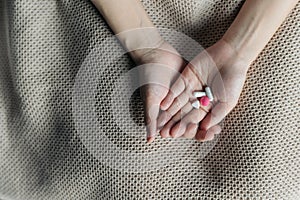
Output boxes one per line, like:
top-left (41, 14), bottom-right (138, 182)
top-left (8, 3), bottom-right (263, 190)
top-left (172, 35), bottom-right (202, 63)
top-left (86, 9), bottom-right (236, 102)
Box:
top-left (157, 100), bottom-right (192, 131)
top-left (170, 107), bottom-right (207, 138)
top-left (160, 75), bottom-right (186, 111)
top-left (165, 90), bottom-right (191, 119)
top-left (181, 123), bottom-right (198, 139)
top-left (156, 111), bottom-right (173, 131)
top-left (200, 102), bottom-right (229, 131)
top-left (158, 90), bottom-right (191, 128)
top-left (144, 102), bottom-right (160, 144)
top-left (141, 86), bottom-right (161, 144)
top-left (159, 102), bottom-right (193, 138)
top-left (195, 125), bottom-right (221, 142)
top-left (160, 118), bottom-right (176, 139)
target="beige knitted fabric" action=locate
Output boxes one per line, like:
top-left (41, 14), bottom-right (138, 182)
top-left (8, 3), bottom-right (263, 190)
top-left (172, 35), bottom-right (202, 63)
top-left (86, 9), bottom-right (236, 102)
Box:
top-left (0, 0), bottom-right (299, 199)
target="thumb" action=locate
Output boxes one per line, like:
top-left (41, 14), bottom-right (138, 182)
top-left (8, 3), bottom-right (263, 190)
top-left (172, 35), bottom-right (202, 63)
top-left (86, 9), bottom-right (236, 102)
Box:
top-left (141, 85), bottom-right (162, 144)
top-left (200, 102), bottom-right (229, 131)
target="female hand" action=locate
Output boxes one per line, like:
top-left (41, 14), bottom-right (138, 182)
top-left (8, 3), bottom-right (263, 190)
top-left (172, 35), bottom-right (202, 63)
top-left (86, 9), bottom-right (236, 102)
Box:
top-left (133, 40), bottom-right (186, 143)
top-left (157, 39), bottom-right (250, 141)
top-left (92, 0), bottom-right (297, 143)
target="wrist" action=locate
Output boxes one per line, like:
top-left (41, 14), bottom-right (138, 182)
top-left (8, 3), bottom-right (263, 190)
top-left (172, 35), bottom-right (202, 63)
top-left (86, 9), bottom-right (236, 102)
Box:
top-left (221, 34), bottom-right (257, 67)
top-left (217, 38), bottom-right (253, 70)
top-left (204, 38), bottom-right (251, 76)
top-left (116, 27), bottom-right (165, 62)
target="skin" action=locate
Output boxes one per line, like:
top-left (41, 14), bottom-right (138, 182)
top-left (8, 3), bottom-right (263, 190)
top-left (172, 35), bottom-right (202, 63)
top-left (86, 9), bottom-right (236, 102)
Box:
top-left (158, 0), bottom-right (298, 142)
top-left (91, 0), bottom-right (298, 143)
top-left (91, 0), bottom-right (184, 143)
top-left (158, 39), bottom-right (248, 141)
top-left (136, 41), bottom-right (186, 143)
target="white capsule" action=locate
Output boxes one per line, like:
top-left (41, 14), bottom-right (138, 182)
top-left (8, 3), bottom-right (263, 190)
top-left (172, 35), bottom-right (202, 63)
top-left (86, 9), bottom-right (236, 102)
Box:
top-left (191, 100), bottom-right (200, 109)
top-left (205, 87), bottom-right (214, 101)
top-left (193, 91), bottom-right (206, 98)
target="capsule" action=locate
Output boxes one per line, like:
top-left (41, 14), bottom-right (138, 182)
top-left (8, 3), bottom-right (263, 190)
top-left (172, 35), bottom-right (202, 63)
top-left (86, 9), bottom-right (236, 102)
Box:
top-left (205, 87), bottom-right (213, 101)
top-left (193, 91), bottom-right (206, 98)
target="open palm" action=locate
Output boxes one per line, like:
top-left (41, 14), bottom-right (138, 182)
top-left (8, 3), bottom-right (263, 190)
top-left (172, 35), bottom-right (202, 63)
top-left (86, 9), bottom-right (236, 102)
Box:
top-left (157, 39), bottom-right (249, 141)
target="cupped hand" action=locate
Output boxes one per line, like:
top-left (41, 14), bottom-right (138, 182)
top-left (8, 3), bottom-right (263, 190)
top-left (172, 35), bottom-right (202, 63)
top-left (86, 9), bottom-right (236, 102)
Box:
top-left (132, 40), bottom-right (186, 143)
top-left (157, 39), bottom-right (250, 141)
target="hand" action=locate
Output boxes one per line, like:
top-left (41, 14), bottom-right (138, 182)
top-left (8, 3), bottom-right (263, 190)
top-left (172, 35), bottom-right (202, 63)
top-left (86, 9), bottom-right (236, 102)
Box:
top-left (157, 39), bottom-right (250, 141)
top-left (132, 40), bottom-right (186, 143)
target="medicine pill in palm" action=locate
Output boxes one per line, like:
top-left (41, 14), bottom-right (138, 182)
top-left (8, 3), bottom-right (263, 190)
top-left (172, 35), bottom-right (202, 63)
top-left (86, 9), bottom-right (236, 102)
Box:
top-left (200, 96), bottom-right (210, 106)
top-left (205, 87), bottom-right (213, 101)
top-left (193, 91), bottom-right (206, 98)
top-left (191, 100), bottom-right (200, 109)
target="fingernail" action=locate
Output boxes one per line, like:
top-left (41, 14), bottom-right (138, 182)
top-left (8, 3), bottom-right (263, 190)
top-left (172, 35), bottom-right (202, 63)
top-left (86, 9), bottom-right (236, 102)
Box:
top-left (160, 101), bottom-right (166, 109)
top-left (160, 104), bottom-right (166, 111)
top-left (204, 130), bottom-right (215, 141)
top-left (170, 127), bottom-right (179, 138)
top-left (161, 100), bottom-right (171, 111)
top-left (147, 136), bottom-right (154, 144)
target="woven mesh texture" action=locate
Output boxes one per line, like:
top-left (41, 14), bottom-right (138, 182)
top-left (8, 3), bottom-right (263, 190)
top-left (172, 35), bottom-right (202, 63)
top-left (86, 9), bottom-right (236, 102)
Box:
top-left (0, 0), bottom-right (299, 199)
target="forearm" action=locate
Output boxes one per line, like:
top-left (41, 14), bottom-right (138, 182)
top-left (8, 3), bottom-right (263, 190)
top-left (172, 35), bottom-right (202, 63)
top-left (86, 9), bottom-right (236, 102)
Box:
top-left (222, 0), bottom-right (298, 66)
top-left (91, 0), bottom-right (163, 59)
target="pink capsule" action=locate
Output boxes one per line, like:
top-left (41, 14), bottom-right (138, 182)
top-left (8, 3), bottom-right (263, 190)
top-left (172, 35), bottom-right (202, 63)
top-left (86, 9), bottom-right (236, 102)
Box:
top-left (199, 96), bottom-right (210, 106)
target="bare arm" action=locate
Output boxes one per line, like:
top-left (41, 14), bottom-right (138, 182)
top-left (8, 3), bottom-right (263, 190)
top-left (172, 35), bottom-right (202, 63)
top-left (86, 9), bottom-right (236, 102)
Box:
top-left (91, 0), bottom-right (163, 60)
top-left (158, 0), bottom-right (298, 141)
top-left (91, 0), bottom-right (185, 143)
top-left (90, 0), bottom-right (298, 142)
top-left (222, 0), bottom-right (298, 66)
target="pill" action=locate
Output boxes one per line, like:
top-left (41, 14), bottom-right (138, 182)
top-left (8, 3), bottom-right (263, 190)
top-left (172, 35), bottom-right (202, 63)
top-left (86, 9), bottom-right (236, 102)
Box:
top-left (200, 96), bottom-right (210, 106)
top-left (191, 100), bottom-right (200, 109)
top-left (193, 91), bottom-right (206, 98)
top-left (205, 87), bottom-right (213, 101)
